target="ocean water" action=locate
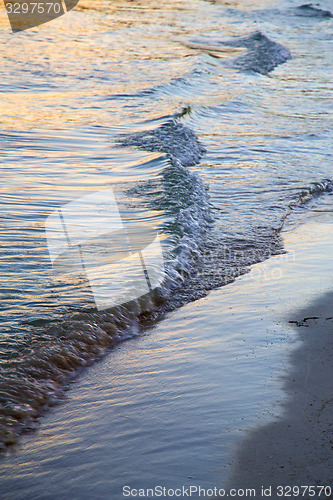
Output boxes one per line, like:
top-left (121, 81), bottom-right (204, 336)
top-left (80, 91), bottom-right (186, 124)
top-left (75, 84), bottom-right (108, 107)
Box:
top-left (1, 0), bottom-right (333, 462)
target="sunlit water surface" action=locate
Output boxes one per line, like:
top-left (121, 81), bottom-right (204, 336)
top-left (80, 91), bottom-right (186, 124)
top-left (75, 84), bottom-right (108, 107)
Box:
top-left (0, 0), bottom-right (333, 494)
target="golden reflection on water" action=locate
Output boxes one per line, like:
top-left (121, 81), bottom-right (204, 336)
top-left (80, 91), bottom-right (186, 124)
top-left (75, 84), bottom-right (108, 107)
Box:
top-left (0, 0), bottom-right (206, 129)
top-left (1, 0), bottom-right (263, 133)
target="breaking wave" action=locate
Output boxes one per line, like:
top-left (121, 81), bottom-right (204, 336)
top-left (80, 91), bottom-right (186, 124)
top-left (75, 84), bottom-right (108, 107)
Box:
top-left (295, 4), bottom-right (333, 18)
top-left (184, 31), bottom-right (291, 75)
top-left (227, 31), bottom-right (291, 75)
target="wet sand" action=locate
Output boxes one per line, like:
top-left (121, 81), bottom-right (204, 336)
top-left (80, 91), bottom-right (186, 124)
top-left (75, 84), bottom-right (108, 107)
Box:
top-left (226, 213), bottom-right (333, 497)
top-left (226, 295), bottom-right (333, 495)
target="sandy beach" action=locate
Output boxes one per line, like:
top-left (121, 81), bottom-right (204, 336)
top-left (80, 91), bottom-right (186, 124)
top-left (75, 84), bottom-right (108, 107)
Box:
top-left (226, 294), bottom-right (333, 496)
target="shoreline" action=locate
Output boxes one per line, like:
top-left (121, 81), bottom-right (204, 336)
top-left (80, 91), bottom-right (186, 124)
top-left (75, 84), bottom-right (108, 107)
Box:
top-left (225, 213), bottom-right (333, 497)
top-left (226, 294), bottom-right (333, 495)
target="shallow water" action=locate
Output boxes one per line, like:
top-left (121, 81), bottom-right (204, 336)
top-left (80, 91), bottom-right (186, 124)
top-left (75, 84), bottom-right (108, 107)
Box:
top-left (1, 0), bottom-right (333, 454)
